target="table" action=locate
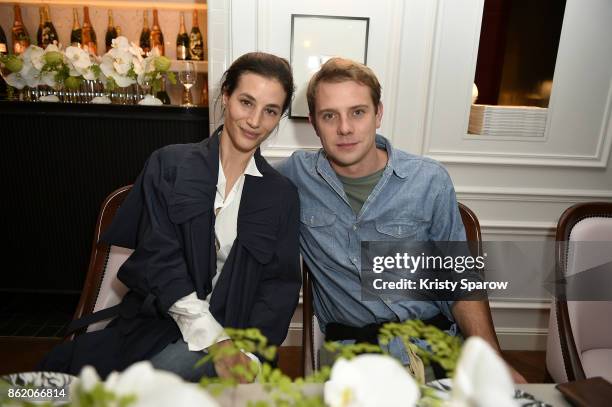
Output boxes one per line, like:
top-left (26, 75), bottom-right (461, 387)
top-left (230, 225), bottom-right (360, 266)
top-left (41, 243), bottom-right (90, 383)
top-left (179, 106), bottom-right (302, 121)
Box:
top-left (214, 383), bottom-right (571, 407)
top-left (516, 384), bottom-right (570, 407)
top-left (1, 371), bottom-right (571, 406)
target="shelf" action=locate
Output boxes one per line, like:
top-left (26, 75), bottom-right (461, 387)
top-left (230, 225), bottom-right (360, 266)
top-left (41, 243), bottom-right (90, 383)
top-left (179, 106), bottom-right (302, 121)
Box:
top-left (169, 60), bottom-right (208, 74)
top-left (0, 0), bottom-right (207, 11)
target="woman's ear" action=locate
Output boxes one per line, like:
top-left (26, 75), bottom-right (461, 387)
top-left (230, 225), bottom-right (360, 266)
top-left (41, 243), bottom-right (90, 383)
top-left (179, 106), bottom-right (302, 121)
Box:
top-left (222, 92), bottom-right (228, 108)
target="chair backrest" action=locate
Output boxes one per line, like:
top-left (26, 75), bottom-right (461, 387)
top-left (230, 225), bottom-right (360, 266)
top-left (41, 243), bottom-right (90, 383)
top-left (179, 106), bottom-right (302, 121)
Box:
top-left (301, 202), bottom-right (483, 375)
top-left (71, 185), bottom-right (133, 336)
top-left (546, 202), bottom-right (612, 382)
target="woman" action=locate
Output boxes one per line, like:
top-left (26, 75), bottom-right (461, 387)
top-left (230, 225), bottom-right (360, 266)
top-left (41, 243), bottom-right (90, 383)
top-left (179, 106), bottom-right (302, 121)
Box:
top-left (41, 52), bottom-right (300, 383)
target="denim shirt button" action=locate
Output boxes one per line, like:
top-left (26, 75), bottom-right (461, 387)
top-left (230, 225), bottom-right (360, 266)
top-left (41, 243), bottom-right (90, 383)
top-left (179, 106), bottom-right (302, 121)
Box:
top-left (353, 224), bottom-right (358, 231)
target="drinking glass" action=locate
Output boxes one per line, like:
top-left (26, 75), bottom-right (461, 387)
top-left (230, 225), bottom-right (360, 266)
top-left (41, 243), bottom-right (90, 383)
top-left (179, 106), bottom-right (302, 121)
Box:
top-left (179, 61), bottom-right (197, 106)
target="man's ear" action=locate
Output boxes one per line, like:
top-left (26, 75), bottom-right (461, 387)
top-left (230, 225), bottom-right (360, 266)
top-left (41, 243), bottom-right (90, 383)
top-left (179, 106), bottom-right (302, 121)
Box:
top-left (375, 102), bottom-right (384, 128)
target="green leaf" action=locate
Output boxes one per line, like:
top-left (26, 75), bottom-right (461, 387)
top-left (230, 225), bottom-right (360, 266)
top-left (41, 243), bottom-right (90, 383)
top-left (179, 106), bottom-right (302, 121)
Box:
top-left (167, 71), bottom-right (177, 85)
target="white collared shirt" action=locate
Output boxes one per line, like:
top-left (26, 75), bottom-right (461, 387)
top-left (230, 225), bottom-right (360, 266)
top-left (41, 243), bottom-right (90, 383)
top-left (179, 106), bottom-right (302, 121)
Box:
top-left (168, 154), bottom-right (262, 352)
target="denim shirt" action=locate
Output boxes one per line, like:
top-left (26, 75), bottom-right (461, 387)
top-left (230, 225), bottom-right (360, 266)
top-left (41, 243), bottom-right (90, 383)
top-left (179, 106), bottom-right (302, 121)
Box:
top-left (277, 135), bottom-right (466, 332)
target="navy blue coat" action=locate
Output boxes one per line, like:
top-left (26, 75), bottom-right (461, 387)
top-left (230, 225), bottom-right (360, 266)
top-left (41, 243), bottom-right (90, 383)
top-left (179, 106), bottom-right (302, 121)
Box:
top-left (41, 127), bottom-right (301, 377)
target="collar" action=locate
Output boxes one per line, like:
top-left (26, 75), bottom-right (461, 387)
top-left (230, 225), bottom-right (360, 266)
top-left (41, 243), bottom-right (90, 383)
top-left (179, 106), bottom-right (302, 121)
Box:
top-left (245, 154), bottom-right (263, 177)
top-left (168, 125), bottom-right (271, 224)
top-left (217, 153), bottom-right (263, 189)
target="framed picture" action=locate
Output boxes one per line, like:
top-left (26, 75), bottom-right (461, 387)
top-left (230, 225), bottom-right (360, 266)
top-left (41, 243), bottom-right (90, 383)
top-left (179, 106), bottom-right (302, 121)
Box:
top-left (290, 14), bottom-right (370, 119)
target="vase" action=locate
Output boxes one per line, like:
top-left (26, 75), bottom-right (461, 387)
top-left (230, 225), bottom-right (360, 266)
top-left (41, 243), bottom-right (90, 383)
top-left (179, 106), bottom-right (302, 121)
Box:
top-left (112, 86), bottom-right (133, 105)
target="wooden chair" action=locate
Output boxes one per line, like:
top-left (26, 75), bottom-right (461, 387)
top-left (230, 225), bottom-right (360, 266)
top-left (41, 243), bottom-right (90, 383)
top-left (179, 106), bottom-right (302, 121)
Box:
top-left (546, 202), bottom-right (612, 383)
top-left (70, 185), bottom-right (133, 337)
top-left (301, 202), bottom-right (483, 375)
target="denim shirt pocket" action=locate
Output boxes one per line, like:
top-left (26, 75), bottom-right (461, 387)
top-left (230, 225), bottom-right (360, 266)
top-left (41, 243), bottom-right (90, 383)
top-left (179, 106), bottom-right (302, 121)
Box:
top-left (300, 208), bottom-right (338, 255)
top-left (300, 208), bottom-right (336, 228)
top-left (375, 218), bottom-right (424, 240)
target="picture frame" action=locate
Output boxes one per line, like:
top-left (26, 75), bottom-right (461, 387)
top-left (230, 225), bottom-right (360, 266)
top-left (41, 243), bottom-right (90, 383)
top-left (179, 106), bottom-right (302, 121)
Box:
top-left (289, 14), bottom-right (370, 119)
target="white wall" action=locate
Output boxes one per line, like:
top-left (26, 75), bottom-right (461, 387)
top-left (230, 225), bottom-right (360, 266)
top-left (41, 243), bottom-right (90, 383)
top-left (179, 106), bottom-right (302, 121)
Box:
top-left (208, 0), bottom-right (612, 350)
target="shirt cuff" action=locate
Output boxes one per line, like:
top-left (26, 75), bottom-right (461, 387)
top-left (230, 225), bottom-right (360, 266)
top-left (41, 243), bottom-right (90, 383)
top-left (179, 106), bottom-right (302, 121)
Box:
top-left (169, 292), bottom-right (229, 351)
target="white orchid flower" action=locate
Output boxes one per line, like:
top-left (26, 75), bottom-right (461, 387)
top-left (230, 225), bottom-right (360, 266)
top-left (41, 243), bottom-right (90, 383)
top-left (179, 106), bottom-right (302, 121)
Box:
top-left (146, 46), bottom-right (161, 58)
top-left (24, 68), bottom-right (41, 88)
top-left (109, 48), bottom-right (132, 76)
top-left (129, 42), bottom-right (144, 59)
top-left (65, 46), bottom-right (92, 71)
top-left (451, 337), bottom-right (519, 407)
top-left (103, 362), bottom-right (218, 407)
top-left (5, 72), bottom-right (27, 89)
top-left (6, 64), bottom-right (40, 89)
top-left (40, 71), bottom-right (57, 88)
top-left (78, 366), bottom-right (101, 392)
top-left (324, 354), bottom-right (420, 407)
top-left (65, 46), bottom-right (97, 80)
top-left (22, 45), bottom-right (45, 71)
top-left (43, 43), bottom-right (61, 53)
top-left (132, 57), bottom-right (144, 76)
top-left (111, 36), bottom-right (130, 51)
top-left (99, 49), bottom-right (136, 87)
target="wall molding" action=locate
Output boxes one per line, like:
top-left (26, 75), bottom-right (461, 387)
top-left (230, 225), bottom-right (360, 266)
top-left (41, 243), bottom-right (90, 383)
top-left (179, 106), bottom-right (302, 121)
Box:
top-left (456, 186), bottom-right (612, 202)
top-left (496, 327), bottom-right (548, 351)
top-left (490, 300), bottom-right (551, 310)
top-left (427, 151), bottom-right (612, 168)
top-left (480, 222), bottom-right (556, 237)
top-left (376, 0), bottom-right (404, 138)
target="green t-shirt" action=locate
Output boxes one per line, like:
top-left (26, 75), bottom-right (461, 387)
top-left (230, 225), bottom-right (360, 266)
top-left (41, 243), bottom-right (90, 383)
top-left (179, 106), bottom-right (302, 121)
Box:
top-left (337, 168), bottom-right (385, 215)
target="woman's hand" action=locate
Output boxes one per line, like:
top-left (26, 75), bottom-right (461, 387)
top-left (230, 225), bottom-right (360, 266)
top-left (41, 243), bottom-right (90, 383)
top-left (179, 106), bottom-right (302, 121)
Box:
top-left (210, 339), bottom-right (256, 383)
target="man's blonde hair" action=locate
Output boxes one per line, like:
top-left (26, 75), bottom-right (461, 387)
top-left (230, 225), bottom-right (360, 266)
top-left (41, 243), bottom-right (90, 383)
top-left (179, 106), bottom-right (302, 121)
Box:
top-left (306, 57), bottom-right (382, 116)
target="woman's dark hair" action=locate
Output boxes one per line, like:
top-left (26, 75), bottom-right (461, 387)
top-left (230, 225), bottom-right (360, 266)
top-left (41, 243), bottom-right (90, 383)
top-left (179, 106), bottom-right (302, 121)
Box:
top-left (219, 52), bottom-right (295, 114)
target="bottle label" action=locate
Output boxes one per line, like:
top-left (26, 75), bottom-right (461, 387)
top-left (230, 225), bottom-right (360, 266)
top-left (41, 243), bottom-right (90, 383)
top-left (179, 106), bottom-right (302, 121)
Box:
top-left (0, 44), bottom-right (7, 53)
top-left (177, 45), bottom-right (188, 60)
top-left (189, 33), bottom-right (203, 60)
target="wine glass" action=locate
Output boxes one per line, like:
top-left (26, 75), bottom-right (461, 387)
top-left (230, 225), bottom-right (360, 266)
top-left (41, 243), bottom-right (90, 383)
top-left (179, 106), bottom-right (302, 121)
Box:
top-left (179, 61), bottom-right (197, 106)
top-left (139, 76), bottom-right (152, 104)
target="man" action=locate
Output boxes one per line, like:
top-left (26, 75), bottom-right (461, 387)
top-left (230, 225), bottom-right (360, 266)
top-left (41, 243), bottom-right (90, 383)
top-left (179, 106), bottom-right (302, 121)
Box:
top-left (278, 58), bottom-right (526, 382)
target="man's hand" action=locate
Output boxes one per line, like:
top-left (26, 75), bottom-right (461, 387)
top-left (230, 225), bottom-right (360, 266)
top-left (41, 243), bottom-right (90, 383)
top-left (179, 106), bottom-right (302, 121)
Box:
top-left (210, 339), bottom-right (256, 383)
top-left (451, 300), bottom-right (527, 383)
top-left (508, 365), bottom-right (528, 384)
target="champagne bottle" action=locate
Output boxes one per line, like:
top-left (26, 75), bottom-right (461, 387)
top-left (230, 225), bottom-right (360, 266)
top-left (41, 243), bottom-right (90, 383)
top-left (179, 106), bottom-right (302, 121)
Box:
top-left (156, 77), bottom-right (171, 105)
top-left (188, 10), bottom-right (204, 61)
top-left (0, 24), bottom-right (8, 55)
top-left (12, 5), bottom-right (30, 55)
top-left (176, 12), bottom-right (189, 60)
top-left (82, 6), bottom-right (98, 55)
top-left (70, 8), bottom-right (82, 47)
top-left (42, 6), bottom-right (59, 48)
top-left (150, 9), bottom-right (165, 56)
top-left (37, 7), bottom-right (44, 46)
top-left (139, 10), bottom-right (151, 55)
top-left (105, 10), bottom-right (118, 52)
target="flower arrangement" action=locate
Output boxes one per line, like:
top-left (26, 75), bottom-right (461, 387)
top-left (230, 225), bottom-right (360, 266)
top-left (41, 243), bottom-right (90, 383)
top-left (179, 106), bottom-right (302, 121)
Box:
top-left (64, 45), bottom-right (100, 91)
top-left (0, 321), bottom-right (521, 407)
top-left (139, 47), bottom-right (177, 95)
top-left (0, 36), bottom-right (176, 103)
top-left (99, 36), bottom-right (143, 90)
top-left (0, 45), bottom-right (43, 90)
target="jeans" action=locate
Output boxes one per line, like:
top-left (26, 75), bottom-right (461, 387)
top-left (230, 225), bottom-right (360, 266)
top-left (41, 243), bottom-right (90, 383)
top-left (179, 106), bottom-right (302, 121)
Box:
top-left (149, 340), bottom-right (217, 382)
